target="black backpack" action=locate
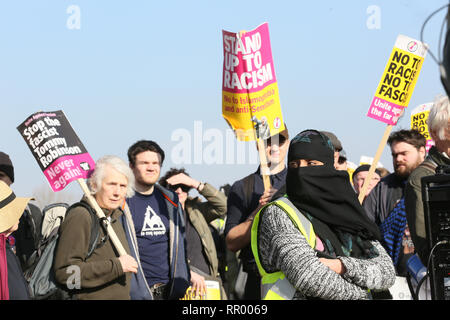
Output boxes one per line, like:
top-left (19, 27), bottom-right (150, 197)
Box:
top-left (25, 201), bottom-right (107, 300)
top-left (12, 203), bottom-right (43, 271)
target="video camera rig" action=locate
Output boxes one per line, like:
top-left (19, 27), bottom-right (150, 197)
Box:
top-left (421, 165), bottom-right (450, 300)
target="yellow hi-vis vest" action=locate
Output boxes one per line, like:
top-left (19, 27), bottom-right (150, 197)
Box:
top-left (251, 196), bottom-right (316, 300)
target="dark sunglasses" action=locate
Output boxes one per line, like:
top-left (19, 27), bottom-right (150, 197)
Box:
top-left (169, 184), bottom-right (191, 192)
top-left (266, 134), bottom-right (287, 146)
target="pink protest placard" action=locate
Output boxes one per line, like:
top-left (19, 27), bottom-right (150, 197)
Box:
top-left (222, 22), bottom-right (285, 141)
top-left (222, 22), bottom-right (277, 94)
top-left (17, 110), bottom-right (95, 192)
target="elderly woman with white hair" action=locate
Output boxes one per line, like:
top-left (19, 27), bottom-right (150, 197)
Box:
top-left (53, 155), bottom-right (139, 300)
top-left (405, 95), bottom-right (450, 263)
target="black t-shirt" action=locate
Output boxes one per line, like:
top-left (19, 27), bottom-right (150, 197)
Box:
top-left (185, 216), bottom-right (210, 275)
top-left (224, 166), bottom-right (287, 270)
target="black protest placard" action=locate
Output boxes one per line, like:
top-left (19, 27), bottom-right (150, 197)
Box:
top-left (17, 110), bottom-right (95, 191)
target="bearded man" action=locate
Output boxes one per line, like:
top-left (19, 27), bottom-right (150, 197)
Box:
top-left (363, 130), bottom-right (426, 278)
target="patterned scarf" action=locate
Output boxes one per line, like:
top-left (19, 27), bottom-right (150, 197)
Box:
top-left (378, 197), bottom-right (407, 266)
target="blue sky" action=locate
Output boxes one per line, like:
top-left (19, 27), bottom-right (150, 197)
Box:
top-left (1, 0), bottom-right (449, 199)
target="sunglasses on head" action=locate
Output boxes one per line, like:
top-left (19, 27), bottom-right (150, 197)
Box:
top-left (169, 184), bottom-right (191, 192)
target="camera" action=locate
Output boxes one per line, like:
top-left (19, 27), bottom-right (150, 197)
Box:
top-left (421, 165), bottom-right (450, 300)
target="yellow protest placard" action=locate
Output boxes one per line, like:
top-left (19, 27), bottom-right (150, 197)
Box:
top-left (360, 35), bottom-right (428, 204)
top-left (410, 102), bottom-right (435, 151)
top-left (367, 35), bottom-right (428, 125)
top-left (346, 161), bottom-right (357, 182)
top-left (180, 280), bottom-right (222, 300)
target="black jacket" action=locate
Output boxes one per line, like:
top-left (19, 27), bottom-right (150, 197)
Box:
top-left (363, 173), bottom-right (406, 225)
top-left (6, 241), bottom-right (30, 300)
top-left (363, 173), bottom-right (410, 276)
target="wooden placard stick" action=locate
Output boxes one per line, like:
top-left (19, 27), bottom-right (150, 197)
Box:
top-left (239, 28), bottom-right (271, 191)
top-left (358, 124), bottom-right (393, 204)
top-left (256, 138), bottom-right (272, 191)
top-left (252, 116), bottom-right (272, 191)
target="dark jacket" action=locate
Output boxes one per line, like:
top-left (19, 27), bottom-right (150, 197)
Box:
top-left (224, 167), bottom-right (287, 300)
top-left (123, 184), bottom-right (190, 300)
top-left (405, 146), bottom-right (450, 262)
top-left (225, 167), bottom-right (287, 271)
top-left (363, 173), bottom-right (411, 275)
top-left (6, 240), bottom-right (30, 300)
top-left (53, 199), bottom-right (132, 300)
top-left (363, 173), bottom-right (406, 225)
top-left (185, 182), bottom-right (227, 279)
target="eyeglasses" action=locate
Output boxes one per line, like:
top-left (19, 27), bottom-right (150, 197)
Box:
top-left (266, 134), bottom-right (287, 146)
top-left (169, 184), bottom-right (191, 192)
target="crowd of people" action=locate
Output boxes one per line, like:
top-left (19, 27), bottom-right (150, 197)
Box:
top-left (0, 94), bottom-right (449, 300)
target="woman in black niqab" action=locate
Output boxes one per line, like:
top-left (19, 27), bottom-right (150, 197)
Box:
top-left (286, 130), bottom-right (381, 259)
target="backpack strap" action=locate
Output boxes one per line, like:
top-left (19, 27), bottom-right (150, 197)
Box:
top-left (156, 184), bottom-right (185, 228)
top-left (162, 193), bottom-right (178, 208)
top-left (24, 205), bottom-right (38, 247)
top-left (66, 202), bottom-right (106, 259)
top-left (20, 204), bottom-right (43, 250)
top-left (242, 173), bottom-right (255, 212)
top-left (155, 184), bottom-right (179, 208)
